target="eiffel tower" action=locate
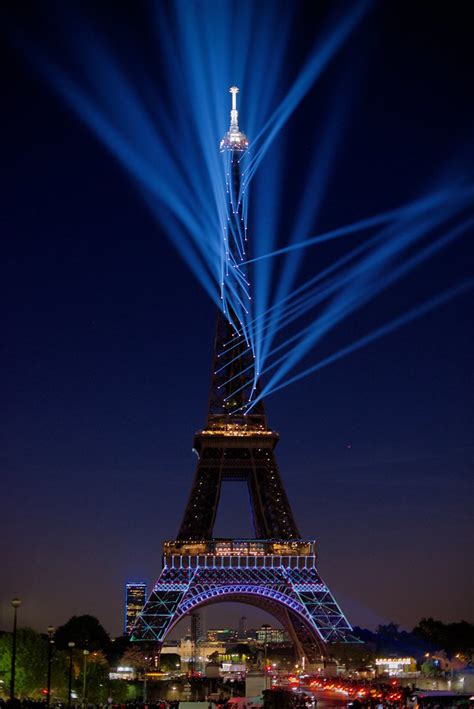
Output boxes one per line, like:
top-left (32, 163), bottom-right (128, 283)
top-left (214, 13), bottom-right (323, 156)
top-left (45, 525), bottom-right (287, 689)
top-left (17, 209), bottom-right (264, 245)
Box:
top-left (131, 88), bottom-right (355, 664)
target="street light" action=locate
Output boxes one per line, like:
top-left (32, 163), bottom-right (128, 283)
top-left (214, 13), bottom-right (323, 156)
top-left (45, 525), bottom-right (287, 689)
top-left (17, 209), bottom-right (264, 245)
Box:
top-left (67, 642), bottom-right (75, 709)
top-left (262, 624), bottom-right (271, 691)
top-left (46, 626), bottom-right (55, 708)
top-left (82, 650), bottom-right (90, 706)
top-left (10, 598), bottom-right (21, 700)
top-left (143, 656), bottom-right (149, 703)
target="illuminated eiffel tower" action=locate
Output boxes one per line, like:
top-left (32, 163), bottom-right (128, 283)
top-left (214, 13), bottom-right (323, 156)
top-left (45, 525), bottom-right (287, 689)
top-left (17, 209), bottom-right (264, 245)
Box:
top-left (131, 88), bottom-right (355, 664)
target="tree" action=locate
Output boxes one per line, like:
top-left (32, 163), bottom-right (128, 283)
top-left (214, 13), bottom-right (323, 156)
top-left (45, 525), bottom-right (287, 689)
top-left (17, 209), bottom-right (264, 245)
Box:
top-left (81, 651), bottom-right (109, 703)
top-left (106, 634), bottom-right (131, 664)
top-left (50, 648), bottom-right (69, 701)
top-left (421, 659), bottom-right (439, 677)
top-left (413, 618), bottom-right (445, 647)
top-left (226, 642), bottom-right (253, 660)
top-left (119, 646), bottom-right (152, 672)
top-left (0, 628), bottom-right (51, 698)
top-left (352, 626), bottom-right (375, 644)
top-left (159, 653), bottom-right (181, 672)
top-left (108, 679), bottom-right (138, 703)
top-left (376, 623), bottom-right (400, 637)
top-left (54, 615), bottom-right (110, 651)
top-left (331, 642), bottom-right (375, 671)
top-left (413, 618), bottom-right (474, 657)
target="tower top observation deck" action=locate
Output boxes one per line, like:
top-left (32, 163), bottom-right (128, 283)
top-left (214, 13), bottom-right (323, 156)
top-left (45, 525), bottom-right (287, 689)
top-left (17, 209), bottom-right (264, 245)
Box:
top-left (220, 86), bottom-right (249, 152)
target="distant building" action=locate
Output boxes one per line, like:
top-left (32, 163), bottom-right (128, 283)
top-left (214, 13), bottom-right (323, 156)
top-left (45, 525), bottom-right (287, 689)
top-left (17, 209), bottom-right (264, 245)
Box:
top-left (375, 657), bottom-right (417, 676)
top-left (207, 628), bottom-right (238, 642)
top-left (124, 582), bottom-right (147, 635)
top-left (191, 612), bottom-right (204, 644)
top-left (238, 616), bottom-right (247, 639)
top-left (109, 666), bottom-right (137, 681)
top-left (161, 640), bottom-right (179, 654)
top-left (256, 625), bottom-right (288, 644)
top-left (174, 636), bottom-right (226, 667)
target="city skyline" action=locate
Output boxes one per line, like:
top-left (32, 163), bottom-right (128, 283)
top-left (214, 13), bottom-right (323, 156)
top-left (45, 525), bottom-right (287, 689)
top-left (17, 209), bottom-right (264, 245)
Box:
top-left (1, 1), bottom-right (473, 638)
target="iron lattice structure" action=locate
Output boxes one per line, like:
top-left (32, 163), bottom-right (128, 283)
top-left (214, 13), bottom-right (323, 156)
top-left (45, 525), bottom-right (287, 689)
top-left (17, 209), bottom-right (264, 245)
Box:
top-left (131, 89), bottom-right (355, 662)
top-left (133, 547), bottom-right (353, 663)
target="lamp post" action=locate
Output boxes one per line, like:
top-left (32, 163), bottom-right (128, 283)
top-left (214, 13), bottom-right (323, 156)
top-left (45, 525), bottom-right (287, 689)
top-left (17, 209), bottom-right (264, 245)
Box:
top-left (262, 623), bottom-right (270, 691)
top-left (10, 598), bottom-right (21, 700)
top-left (46, 626), bottom-right (55, 708)
top-left (82, 650), bottom-right (89, 707)
top-left (143, 671), bottom-right (147, 703)
top-left (67, 642), bottom-right (75, 709)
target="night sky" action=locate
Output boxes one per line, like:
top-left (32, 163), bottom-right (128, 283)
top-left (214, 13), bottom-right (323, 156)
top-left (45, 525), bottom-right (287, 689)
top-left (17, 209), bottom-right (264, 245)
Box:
top-left (1, 1), bottom-right (473, 638)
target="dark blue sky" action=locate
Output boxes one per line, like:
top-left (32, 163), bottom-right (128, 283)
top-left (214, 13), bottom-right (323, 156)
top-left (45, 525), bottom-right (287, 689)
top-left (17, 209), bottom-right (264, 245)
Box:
top-left (1, 1), bottom-right (473, 637)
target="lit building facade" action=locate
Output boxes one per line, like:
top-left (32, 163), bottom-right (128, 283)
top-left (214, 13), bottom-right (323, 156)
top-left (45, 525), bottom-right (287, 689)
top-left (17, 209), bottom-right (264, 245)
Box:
top-left (125, 582), bottom-right (147, 635)
top-left (207, 628), bottom-right (238, 642)
top-left (256, 625), bottom-right (288, 644)
top-left (167, 637), bottom-right (226, 669)
top-left (375, 657), bottom-right (417, 676)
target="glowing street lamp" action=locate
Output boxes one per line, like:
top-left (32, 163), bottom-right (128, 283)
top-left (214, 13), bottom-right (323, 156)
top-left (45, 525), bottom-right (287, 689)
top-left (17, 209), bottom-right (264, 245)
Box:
top-left (46, 626), bottom-right (55, 708)
top-left (10, 598), bottom-right (21, 700)
top-left (67, 642), bottom-right (75, 709)
top-left (82, 650), bottom-right (90, 706)
top-left (262, 624), bottom-right (271, 691)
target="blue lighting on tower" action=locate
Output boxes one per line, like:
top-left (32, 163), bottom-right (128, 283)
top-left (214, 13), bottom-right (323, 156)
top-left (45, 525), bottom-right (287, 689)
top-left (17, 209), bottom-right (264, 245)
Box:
top-left (12, 0), bottom-right (474, 409)
top-left (131, 559), bottom-right (355, 645)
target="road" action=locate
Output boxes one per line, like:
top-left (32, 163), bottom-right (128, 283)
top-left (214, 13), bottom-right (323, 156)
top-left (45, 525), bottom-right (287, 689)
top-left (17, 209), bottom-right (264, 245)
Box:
top-left (298, 688), bottom-right (349, 708)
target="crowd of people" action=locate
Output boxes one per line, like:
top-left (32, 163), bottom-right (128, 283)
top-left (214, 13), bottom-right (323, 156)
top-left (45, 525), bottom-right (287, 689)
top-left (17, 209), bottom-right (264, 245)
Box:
top-left (0, 702), bottom-right (180, 709)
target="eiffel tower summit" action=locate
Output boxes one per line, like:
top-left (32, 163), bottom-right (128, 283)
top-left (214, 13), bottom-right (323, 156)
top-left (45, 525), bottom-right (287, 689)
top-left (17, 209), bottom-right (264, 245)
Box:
top-left (131, 87), bottom-right (355, 664)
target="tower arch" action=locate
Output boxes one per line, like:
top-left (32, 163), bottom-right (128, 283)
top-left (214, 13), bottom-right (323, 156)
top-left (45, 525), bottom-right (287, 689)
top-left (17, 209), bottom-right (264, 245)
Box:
top-left (161, 589), bottom-right (327, 663)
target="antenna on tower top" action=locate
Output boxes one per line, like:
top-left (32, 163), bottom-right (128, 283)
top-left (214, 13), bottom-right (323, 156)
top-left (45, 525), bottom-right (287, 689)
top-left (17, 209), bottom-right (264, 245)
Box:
top-left (220, 86), bottom-right (248, 152)
top-left (229, 86), bottom-right (239, 128)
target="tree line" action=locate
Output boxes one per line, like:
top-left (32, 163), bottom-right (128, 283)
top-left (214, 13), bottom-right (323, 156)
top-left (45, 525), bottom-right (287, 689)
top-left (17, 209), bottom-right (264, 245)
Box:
top-left (0, 615), bottom-right (175, 701)
top-left (0, 615), bottom-right (472, 699)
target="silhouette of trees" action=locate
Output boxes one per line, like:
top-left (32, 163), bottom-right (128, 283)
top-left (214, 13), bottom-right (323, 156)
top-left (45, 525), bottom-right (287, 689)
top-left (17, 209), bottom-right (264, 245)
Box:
top-left (414, 618), bottom-right (474, 656)
top-left (120, 646), bottom-right (150, 671)
top-left (350, 619), bottom-right (474, 660)
top-left (54, 615), bottom-right (110, 651)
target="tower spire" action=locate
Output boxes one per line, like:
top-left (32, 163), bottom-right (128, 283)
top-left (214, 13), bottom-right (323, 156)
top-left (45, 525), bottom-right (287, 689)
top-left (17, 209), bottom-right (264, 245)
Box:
top-left (230, 85), bottom-right (239, 129)
top-left (214, 86), bottom-right (262, 426)
top-left (220, 85), bottom-right (248, 152)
